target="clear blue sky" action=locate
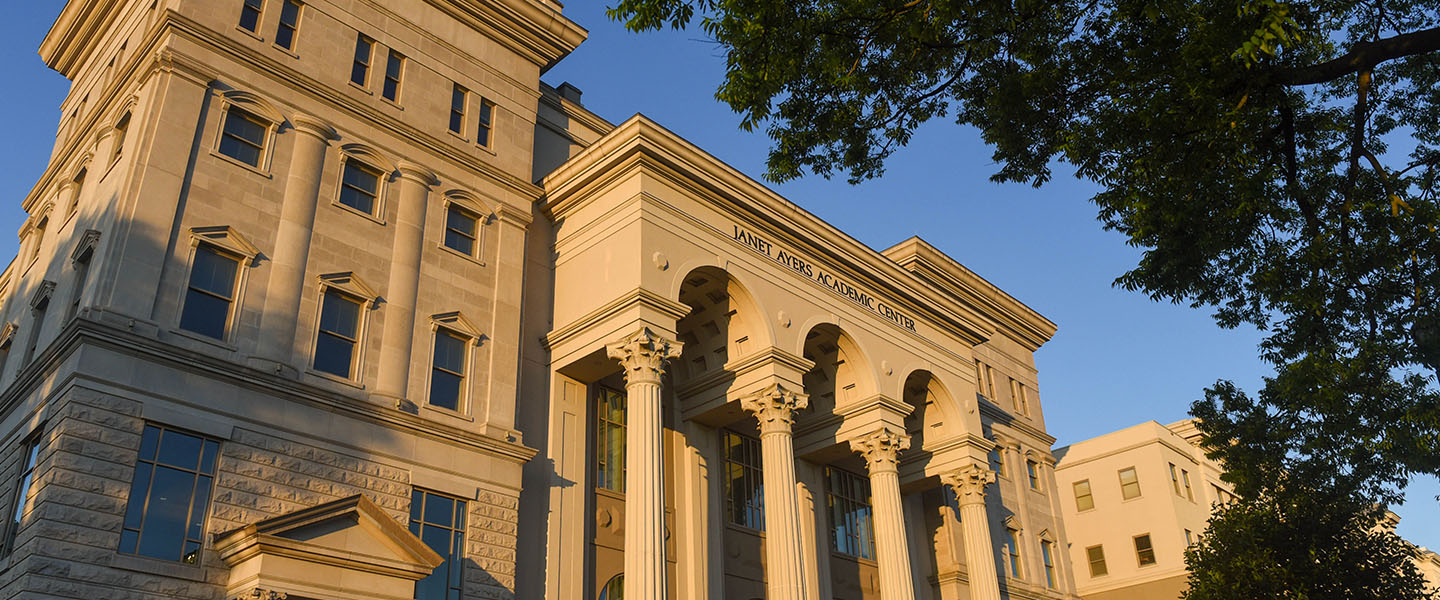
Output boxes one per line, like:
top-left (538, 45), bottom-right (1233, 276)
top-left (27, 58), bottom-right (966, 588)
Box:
top-left (0, 3), bottom-right (1432, 546)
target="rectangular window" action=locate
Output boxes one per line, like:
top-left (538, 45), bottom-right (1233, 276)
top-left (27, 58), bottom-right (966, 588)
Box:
top-left (1016, 381), bottom-right (1030, 415)
top-left (409, 489), bottom-right (466, 600)
top-left (984, 365), bottom-right (996, 398)
top-left (218, 107), bottom-right (267, 167)
top-left (449, 84), bottom-right (467, 134)
top-left (595, 386), bottom-right (625, 492)
top-left (350, 34), bottom-right (372, 86)
top-left (1134, 533), bottom-right (1156, 566)
top-left (119, 424), bottom-right (219, 564)
top-left (1182, 469), bottom-right (1194, 501)
top-left (238, 0), bottom-right (263, 32)
top-left (313, 289), bottom-right (362, 378)
top-left (179, 246), bottom-right (240, 340)
top-left (27, 218), bottom-right (46, 264)
top-left (23, 293), bottom-right (49, 365)
top-left (475, 98), bottom-right (493, 147)
top-left (1119, 466), bottom-right (1141, 499)
top-left (428, 328), bottom-right (467, 411)
top-left (68, 248), bottom-right (92, 321)
top-left (69, 168), bottom-right (86, 216)
top-left (5, 433), bottom-right (41, 554)
top-left (1073, 479), bottom-right (1094, 511)
top-left (443, 204), bottom-right (479, 256)
top-left (1184, 528), bottom-right (1194, 546)
top-left (1026, 459), bottom-right (1041, 490)
top-left (1086, 545), bottom-right (1108, 576)
top-left (382, 50), bottom-right (404, 102)
top-left (338, 160), bottom-right (381, 215)
top-left (826, 466), bottom-right (874, 560)
top-left (722, 430), bottom-right (764, 530)
top-left (1041, 540), bottom-right (1057, 588)
top-left (1169, 463), bottom-right (1181, 495)
top-left (111, 113), bottom-right (130, 163)
top-left (275, 0), bottom-right (301, 50)
top-left (990, 447), bottom-right (1006, 478)
top-left (1006, 529), bottom-right (1022, 578)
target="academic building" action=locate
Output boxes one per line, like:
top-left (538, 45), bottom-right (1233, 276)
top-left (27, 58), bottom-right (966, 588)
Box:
top-left (0, 1), bottom-right (1080, 599)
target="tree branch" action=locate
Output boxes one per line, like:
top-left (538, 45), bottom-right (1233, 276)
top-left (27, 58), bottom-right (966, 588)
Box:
top-left (1280, 27), bottom-right (1440, 85)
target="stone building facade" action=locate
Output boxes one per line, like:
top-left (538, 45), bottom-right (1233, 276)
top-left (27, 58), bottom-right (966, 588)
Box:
top-left (0, 1), bottom-right (1080, 599)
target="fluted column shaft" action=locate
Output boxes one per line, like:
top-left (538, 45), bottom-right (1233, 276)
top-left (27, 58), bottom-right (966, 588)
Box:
top-left (851, 428), bottom-right (915, 600)
top-left (741, 384), bottom-right (809, 600)
top-left (607, 328), bottom-right (683, 600)
top-left (944, 464), bottom-right (1002, 600)
top-left (374, 162), bottom-right (435, 400)
top-left (257, 114), bottom-right (334, 364)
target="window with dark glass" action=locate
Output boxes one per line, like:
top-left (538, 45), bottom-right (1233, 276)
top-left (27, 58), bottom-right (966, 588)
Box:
top-left (119, 424), bottom-right (219, 564)
top-left (1169, 463), bottom-right (1180, 495)
top-left (1181, 469), bottom-right (1194, 501)
top-left (69, 168), bottom-right (87, 216)
top-left (27, 218), bottom-right (46, 264)
top-left (238, 0), bottom-right (263, 32)
top-left (722, 430), bottom-right (763, 530)
top-left (595, 387), bottom-right (625, 492)
top-left (1026, 459), bottom-right (1041, 490)
top-left (428, 328), bottom-right (467, 411)
top-left (1134, 533), bottom-right (1156, 566)
top-left (1006, 528), bottom-right (1022, 578)
top-left (111, 113), bottom-right (130, 163)
top-left (1086, 544), bottom-right (1108, 576)
top-left (6, 433), bottom-right (41, 554)
top-left (314, 289), bottom-right (362, 378)
top-left (990, 447), bottom-right (1006, 478)
top-left (218, 107), bottom-right (267, 167)
top-left (449, 84), bottom-right (467, 134)
top-left (68, 247), bottom-right (92, 322)
top-left (275, 0), bottom-right (301, 50)
top-left (826, 466), bottom-right (874, 560)
top-left (409, 489), bottom-right (466, 600)
top-left (598, 575), bottom-right (623, 600)
top-left (1042, 540), bottom-right (1057, 588)
top-left (475, 98), bottom-right (493, 147)
top-left (179, 246), bottom-right (240, 340)
top-left (1118, 466), bottom-right (1141, 499)
top-left (1073, 479), bottom-right (1094, 511)
top-left (382, 50), bottom-right (403, 101)
top-left (443, 205), bottom-right (478, 256)
top-left (338, 160), bottom-right (381, 215)
top-left (23, 290), bottom-right (50, 365)
top-left (351, 34), bottom-right (373, 86)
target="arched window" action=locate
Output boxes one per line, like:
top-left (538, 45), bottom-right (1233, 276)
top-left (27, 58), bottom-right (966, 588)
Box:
top-left (597, 574), bottom-right (622, 600)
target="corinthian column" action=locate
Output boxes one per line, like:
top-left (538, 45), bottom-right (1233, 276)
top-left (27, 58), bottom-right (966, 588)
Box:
top-left (850, 427), bottom-right (915, 600)
top-left (740, 383), bottom-right (810, 600)
top-left (374, 161), bottom-right (436, 402)
top-left (256, 114), bottom-right (335, 366)
top-left (606, 328), bottom-right (683, 600)
top-left (942, 464), bottom-right (1001, 600)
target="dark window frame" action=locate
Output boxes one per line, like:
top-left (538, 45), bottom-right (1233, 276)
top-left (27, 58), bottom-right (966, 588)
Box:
top-left (382, 50), bottom-right (404, 102)
top-left (449, 84), bottom-right (467, 134)
top-left (274, 0), bottom-right (302, 51)
top-left (443, 203), bottom-right (480, 256)
top-left (5, 431), bottom-right (43, 555)
top-left (178, 244), bottom-right (242, 340)
top-left (118, 424), bottom-right (220, 564)
top-left (475, 98), bottom-right (493, 147)
top-left (721, 429), bottom-right (764, 530)
top-left (826, 466), bottom-right (875, 560)
top-left (409, 488), bottom-right (467, 600)
top-left (351, 34), bottom-right (373, 87)
top-left (238, 0), bottom-right (264, 33)
top-left (595, 386), bottom-right (625, 493)
top-left (337, 158), bottom-right (383, 216)
top-left (427, 327), bottom-right (469, 412)
top-left (217, 106), bottom-right (269, 168)
top-left (313, 288), bottom-right (364, 379)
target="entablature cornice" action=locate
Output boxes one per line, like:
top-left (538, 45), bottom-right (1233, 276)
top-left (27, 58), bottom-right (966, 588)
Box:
top-left (39, 0), bottom-right (127, 78)
top-left (421, 0), bottom-right (586, 70)
top-left (982, 403), bottom-right (1058, 447)
top-left (543, 286), bottom-right (690, 354)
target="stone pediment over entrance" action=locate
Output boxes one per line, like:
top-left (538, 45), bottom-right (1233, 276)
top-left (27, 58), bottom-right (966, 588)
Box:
top-left (213, 494), bottom-right (443, 600)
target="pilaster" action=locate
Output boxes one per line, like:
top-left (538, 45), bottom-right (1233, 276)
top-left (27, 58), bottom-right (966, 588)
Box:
top-left (373, 161), bottom-right (436, 404)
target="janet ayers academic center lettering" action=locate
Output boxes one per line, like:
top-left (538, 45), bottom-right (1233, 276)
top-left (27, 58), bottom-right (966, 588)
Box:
top-left (0, 1), bottom-right (1080, 599)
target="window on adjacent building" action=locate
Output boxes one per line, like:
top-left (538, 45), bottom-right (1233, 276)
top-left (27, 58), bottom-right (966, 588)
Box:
top-left (218, 106), bottom-right (267, 167)
top-left (1134, 533), bottom-right (1156, 566)
top-left (1026, 459), bottom-right (1041, 490)
top-left (1181, 469), bottom-right (1194, 501)
top-left (428, 328), bottom-right (468, 411)
top-left (826, 466), bottom-right (874, 560)
top-left (409, 489), bottom-right (466, 600)
top-left (313, 289), bottom-right (362, 378)
top-left (1073, 479), bottom-right (1094, 511)
top-left (338, 160), bottom-right (382, 215)
top-left (274, 0), bottom-right (301, 50)
top-left (382, 50), bottom-right (404, 102)
top-left (5, 433), bottom-right (41, 554)
top-left (722, 430), bottom-right (764, 530)
top-left (1086, 544), bottom-right (1108, 576)
top-left (1119, 466), bottom-right (1141, 499)
top-left (449, 84), bottom-right (467, 134)
top-left (238, 0), bottom-right (263, 32)
top-left (1006, 528), bottom-right (1023, 578)
top-left (119, 424), bottom-right (219, 564)
top-left (595, 386), bottom-right (625, 493)
top-left (350, 34), bottom-right (372, 86)
top-left (1041, 540), bottom-right (1057, 588)
top-left (443, 204), bottom-right (479, 256)
top-left (179, 246), bottom-right (241, 340)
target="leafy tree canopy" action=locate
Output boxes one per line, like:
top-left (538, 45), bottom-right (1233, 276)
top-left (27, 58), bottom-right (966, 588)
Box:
top-left (608, 0), bottom-right (1440, 504)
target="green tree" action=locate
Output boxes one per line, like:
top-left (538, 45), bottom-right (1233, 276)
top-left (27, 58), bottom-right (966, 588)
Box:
top-left (609, 0), bottom-right (1440, 595)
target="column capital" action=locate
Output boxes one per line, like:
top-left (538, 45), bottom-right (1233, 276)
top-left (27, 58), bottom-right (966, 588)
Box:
top-left (290, 113), bottom-right (337, 141)
top-left (606, 327), bottom-right (683, 385)
top-left (942, 463), bottom-right (996, 505)
top-left (740, 383), bottom-right (809, 434)
top-left (396, 160), bottom-right (438, 186)
top-left (849, 427), bottom-right (910, 472)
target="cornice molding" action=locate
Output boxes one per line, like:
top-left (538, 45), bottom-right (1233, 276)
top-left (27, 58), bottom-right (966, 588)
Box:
top-left (421, 0), bottom-right (586, 71)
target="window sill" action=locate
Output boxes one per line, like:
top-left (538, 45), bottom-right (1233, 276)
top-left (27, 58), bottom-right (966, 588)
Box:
top-left (306, 368), bottom-right (366, 391)
top-left (724, 522), bottom-right (765, 538)
top-left (112, 552), bottom-right (208, 582)
top-left (235, 26), bottom-right (265, 43)
top-left (437, 242), bottom-right (485, 267)
top-left (420, 401), bottom-right (474, 423)
top-left (209, 149), bottom-right (272, 179)
top-left (380, 96), bottom-right (405, 111)
top-left (348, 80), bottom-right (373, 95)
top-left (272, 44), bottom-right (300, 59)
top-left (828, 551), bottom-right (878, 568)
top-left (331, 200), bottom-right (386, 226)
top-left (475, 141), bottom-right (496, 156)
top-left (594, 487), bottom-right (625, 501)
top-left (168, 327), bottom-right (240, 353)
top-left (447, 129), bottom-right (469, 144)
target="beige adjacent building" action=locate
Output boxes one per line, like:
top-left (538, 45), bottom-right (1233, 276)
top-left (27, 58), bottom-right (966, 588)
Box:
top-left (1052, 420), bottom-right (1231, 600)
top-left (0, 1), bottom-right (1083, 599)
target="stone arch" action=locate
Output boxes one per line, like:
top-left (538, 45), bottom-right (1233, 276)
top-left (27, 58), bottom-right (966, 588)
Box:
top-left (671, 266), bottom-right (768, 384)
top-left (799, 322), bottom-right (877, 417)
top-left (898, 369), bottom-right (966, 452)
